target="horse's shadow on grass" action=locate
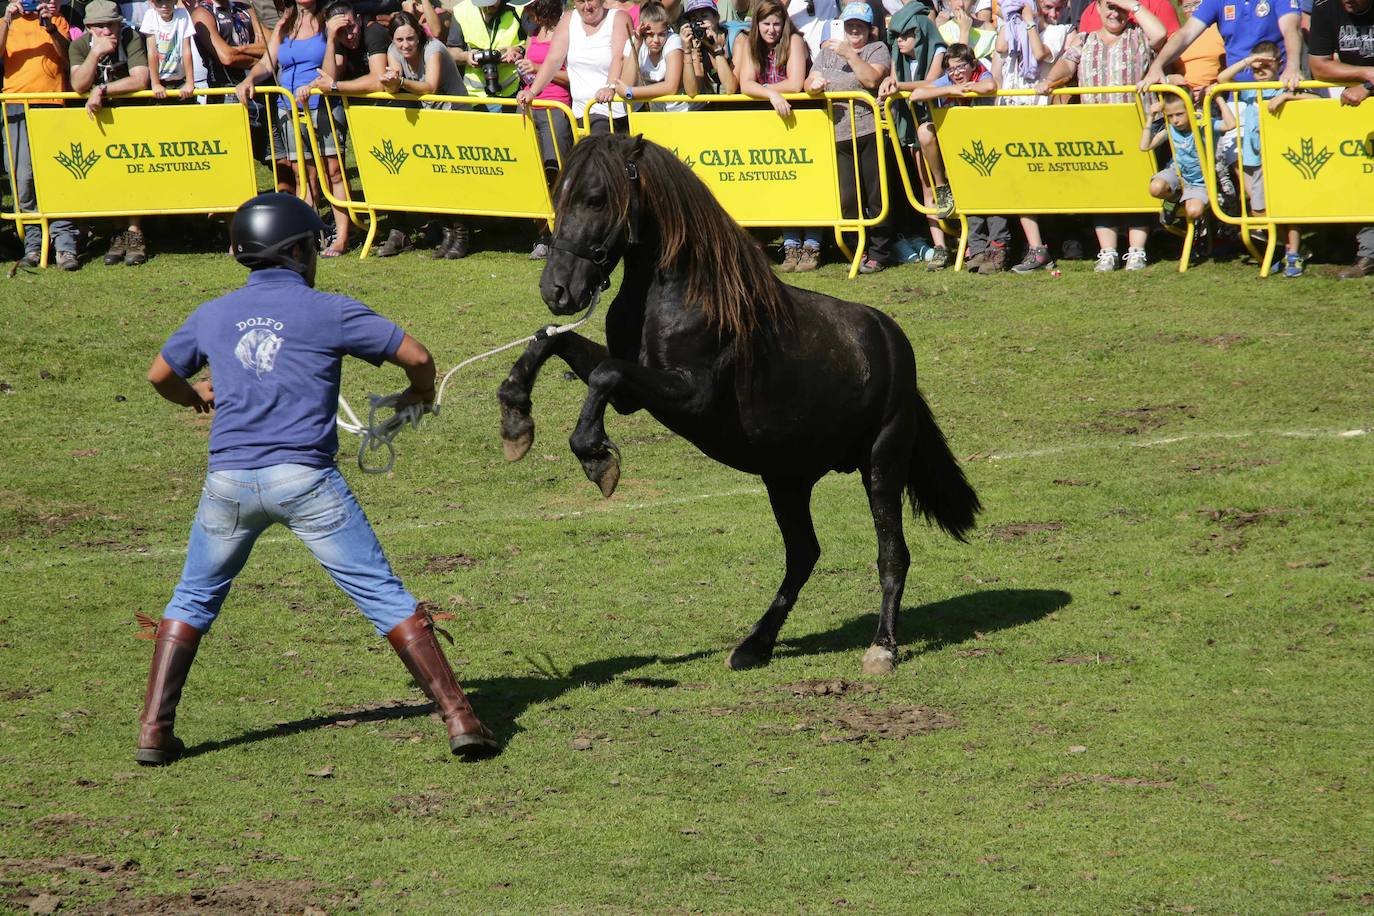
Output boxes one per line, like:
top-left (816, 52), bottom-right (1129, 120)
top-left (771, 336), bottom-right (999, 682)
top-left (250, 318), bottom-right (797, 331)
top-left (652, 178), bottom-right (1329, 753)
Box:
top-left (774, 588), bottom-right (1072, 661)
top-left (181, 589), bottom-right (1066, 758)
top-left (179, 649), bottom-right (710, 759)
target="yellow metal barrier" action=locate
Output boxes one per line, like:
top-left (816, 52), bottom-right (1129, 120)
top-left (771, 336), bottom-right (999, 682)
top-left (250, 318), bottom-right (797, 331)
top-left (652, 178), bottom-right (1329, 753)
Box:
top-left (2, 87), bottom-right (298, 267)
top-left (883, 84), bottom-right (1200, 272)
top-left (601, 93), bottom-right (889, 279)
top-left (1203, 80), bottom-right (1362, 276)
top-left (302, 92), bottom-right (579, 258)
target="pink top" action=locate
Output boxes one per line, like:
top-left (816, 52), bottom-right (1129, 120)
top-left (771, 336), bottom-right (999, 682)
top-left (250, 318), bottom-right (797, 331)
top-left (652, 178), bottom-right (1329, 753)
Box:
top-left (528, 33), bottom-right (573, 105)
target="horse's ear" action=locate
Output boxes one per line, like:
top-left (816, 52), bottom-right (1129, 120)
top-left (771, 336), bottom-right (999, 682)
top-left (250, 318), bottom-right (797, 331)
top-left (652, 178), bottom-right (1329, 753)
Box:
top-left (629, 135), bottom-right (647, 161)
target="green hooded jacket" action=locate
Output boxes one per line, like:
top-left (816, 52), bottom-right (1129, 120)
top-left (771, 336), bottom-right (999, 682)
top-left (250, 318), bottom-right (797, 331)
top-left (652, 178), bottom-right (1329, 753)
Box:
top-left (887, 0), bottom-right (946, 145)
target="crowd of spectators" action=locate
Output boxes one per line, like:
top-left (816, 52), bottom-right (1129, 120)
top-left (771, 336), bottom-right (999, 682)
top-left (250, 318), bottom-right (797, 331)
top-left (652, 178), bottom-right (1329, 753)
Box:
top-left (1, 0), bottom-right (1371, 276)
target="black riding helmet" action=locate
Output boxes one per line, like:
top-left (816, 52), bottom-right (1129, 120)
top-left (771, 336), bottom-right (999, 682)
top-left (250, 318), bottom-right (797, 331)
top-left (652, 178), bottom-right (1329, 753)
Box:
top-left (230, 192), bottom-right (327, 283)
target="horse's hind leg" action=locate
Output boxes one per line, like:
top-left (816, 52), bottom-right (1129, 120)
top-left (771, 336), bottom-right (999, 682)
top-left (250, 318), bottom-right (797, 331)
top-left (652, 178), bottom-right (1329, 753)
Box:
top-left (860, 449), bottom-right (912, 676)
top-left (497, 332), bottom-right (608, 461)
top-left (727, 477), bottom-right (819, 670)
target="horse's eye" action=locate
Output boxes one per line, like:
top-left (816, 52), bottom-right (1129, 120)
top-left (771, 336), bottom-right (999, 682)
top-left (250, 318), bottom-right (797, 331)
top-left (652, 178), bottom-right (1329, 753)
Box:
top-left (584, 191), bottom-right (607, 208)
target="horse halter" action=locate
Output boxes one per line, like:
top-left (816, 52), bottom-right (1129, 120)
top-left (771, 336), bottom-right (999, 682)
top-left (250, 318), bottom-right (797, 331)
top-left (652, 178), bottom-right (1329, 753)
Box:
top-left (549, 158), bottom-right (643, 291)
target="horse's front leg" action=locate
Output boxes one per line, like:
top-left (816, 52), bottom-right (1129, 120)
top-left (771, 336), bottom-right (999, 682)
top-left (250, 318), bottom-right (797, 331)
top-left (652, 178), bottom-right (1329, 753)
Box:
top-left (497, 332), bottom-right (609, 462)
top-left (568, 359), bottom-right (702, 498)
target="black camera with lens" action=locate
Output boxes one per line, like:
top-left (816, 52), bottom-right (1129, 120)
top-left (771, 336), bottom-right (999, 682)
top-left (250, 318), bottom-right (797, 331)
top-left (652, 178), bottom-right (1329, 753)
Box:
top-left (469, 48), bottom-right (505, 96)
top-left (688, 17), bottom-right (710, 45)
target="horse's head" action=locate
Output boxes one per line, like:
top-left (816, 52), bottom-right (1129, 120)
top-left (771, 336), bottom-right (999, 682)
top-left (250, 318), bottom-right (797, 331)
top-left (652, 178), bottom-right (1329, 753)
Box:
top-left (541, 134), bottom-right (645, 315)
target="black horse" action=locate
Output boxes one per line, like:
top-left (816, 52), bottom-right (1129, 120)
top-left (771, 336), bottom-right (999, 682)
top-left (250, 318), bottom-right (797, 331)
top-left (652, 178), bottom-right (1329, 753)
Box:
top-left (498, 134), bottom-right (981, 675)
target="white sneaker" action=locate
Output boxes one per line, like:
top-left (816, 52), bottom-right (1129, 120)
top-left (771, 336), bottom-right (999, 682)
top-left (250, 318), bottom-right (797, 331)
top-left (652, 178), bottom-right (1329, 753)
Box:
top-left (1094, 248), bottom-right (1119, 272)
top-left (1124, 247), bottom-right (1148, 271)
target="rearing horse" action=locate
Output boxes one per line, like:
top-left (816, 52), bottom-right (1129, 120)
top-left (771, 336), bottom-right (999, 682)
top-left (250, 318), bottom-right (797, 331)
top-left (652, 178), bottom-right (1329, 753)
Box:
top-left (498, 133), bottom-right (981, 675)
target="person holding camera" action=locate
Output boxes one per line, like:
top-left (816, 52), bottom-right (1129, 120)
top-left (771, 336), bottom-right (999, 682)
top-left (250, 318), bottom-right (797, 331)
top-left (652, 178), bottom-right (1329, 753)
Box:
top-left (1, 0), bottom-right (79, 269)
top-left (448, 0), bottom-right (525, 102)
top-left (680, 0), bottom-right (739, 95)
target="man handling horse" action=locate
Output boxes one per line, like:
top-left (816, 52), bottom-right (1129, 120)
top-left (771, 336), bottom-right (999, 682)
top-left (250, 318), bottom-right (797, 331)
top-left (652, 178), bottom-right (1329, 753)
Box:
top-left (137, 192), bottom-right (498, 765)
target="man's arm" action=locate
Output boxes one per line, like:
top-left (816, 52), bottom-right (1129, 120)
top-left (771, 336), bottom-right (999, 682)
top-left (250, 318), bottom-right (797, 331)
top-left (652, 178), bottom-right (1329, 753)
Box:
top-left (1138, 14), bottom-right (1206, 88)
top-left (148, 354), bottom-right (214, 412)
top-left (1277, 11), bottom-right (1302, 89)
top-left (386, 333), bottom-right (436, 409)
top-left (1309, 53), bottom-right (1374, 106)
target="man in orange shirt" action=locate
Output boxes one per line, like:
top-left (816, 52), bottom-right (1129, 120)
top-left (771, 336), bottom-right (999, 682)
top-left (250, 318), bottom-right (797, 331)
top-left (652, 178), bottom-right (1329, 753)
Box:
top-left (1174, 0), bottom-right (1226, 96)
top-left (0, 0), bottom-right (80, 270)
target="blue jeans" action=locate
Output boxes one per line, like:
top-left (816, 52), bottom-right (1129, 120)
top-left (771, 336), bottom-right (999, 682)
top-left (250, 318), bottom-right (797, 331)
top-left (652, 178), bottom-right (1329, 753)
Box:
top-left (782, 229), bottom-right (822, 250)
top-left (163, 464), bottom-right (417, 636)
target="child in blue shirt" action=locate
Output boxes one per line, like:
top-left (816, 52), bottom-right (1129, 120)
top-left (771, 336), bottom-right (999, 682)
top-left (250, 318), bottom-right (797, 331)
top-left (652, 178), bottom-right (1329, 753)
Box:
top-left (1142, 91), bottom-right (1235, 251)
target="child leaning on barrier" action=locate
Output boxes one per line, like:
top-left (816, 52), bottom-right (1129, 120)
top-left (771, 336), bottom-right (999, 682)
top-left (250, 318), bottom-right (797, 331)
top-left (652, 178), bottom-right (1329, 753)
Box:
top-left (1217, 41), bottom-right (1309, 277)
top-left (1141, 90), bottom-right (1234, 255)
top-left (614, 1), bottom-right (687, 111)
top-left (807, 0), bottom-right (893, 273)
top-left (879, 0), bottom-right (954, 269)
top-left (142, 0), bottom-right (197, 99)
top-left (910, 42), bottom-right (1002, 273)
top-left (738, 0), bottom-right (817, 271)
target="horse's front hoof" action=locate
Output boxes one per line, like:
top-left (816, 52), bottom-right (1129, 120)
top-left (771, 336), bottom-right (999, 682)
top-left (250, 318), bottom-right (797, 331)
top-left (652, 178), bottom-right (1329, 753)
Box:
top-left (862, 645), bottom-right (896, 676)
top-left (499, 404), bottom-right (534, 462)
top-left (726, 641), bottom-right (773, 670)
top-left (579, 447), bottom-right (621, 498)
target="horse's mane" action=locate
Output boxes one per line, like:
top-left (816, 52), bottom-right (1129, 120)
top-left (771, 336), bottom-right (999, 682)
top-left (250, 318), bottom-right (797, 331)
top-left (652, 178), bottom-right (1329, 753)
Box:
top-left (554, 133), bottom-right (791, 346)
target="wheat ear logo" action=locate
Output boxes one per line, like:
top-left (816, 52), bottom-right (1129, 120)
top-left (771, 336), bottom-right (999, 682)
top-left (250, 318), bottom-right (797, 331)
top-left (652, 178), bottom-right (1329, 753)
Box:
top-left (671, 146), bottom-right (697, 169)
top-left (1282, 138), bottom-right (1333, 180)
top-left (54, 142), bottom-right (101, 180)
top-left (370, 139), bottom-right (409, 176)
top-left (960, 140), bottom-right (1001, 178)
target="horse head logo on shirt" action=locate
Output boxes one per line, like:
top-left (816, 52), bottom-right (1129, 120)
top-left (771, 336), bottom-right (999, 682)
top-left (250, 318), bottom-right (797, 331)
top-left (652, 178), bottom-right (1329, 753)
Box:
top-left (235, 328), bottom-right (285, 378)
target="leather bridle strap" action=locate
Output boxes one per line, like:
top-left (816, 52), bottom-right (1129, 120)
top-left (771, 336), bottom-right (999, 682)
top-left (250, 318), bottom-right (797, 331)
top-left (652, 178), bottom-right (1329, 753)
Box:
top-left (549, 158), bottom-right (642, 289)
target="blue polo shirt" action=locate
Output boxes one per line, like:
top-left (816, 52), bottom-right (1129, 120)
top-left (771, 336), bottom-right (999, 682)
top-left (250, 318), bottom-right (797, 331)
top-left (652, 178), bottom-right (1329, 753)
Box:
top-left (161, 269), bottom-right (405, 471)
top-left (1191, 0), bottom-right (1301, 67)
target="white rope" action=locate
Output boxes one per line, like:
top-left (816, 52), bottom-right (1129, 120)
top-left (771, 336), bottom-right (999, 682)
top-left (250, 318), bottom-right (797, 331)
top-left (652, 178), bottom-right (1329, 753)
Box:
top-left (337, 292), bottom-right (602, 474)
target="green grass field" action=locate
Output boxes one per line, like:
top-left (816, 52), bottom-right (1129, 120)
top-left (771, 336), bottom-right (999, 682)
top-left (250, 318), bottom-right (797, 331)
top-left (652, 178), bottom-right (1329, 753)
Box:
top-left (0, 241), bottom-right (1370, 914)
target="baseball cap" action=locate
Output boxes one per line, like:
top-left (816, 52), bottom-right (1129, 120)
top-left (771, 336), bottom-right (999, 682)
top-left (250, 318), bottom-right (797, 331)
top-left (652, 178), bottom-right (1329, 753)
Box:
top-left (83, 0), bottom-right (124, 22)
top-left (840, 1), bottom-right (873, 22)
top-left (684, 0), bottom-right (718, 16)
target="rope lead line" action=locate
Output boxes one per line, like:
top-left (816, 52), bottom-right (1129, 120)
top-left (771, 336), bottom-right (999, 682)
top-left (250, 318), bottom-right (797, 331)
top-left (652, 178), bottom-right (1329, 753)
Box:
top-left (336, 292), bottom-right (603, 475)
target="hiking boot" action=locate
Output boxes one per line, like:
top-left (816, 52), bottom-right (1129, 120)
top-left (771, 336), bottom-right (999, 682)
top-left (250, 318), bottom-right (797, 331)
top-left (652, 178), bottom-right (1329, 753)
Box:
top-left (1159, 199), bottom-right (1180, 227)
top-left (779, 246), bottom-right (801, 272)
top-left (432, 227), bottom-right (454, 260)
top-left (387, 607), bottom-right (499, 759)
top-left (976, 246), bottom-right (1007, 275)
top-left (1283, 252), bottom-right (1304, 278)
top-left (135, 618), bottom-right (202, 766)
top-left (104, 230), bottom-right (128, 266)
top-left (444, 223), bottom-right (470, 259)
top-left (1124, 247), bottom-right (1148, 271)
top-left (926, 246), bottom-right (949, 271)
top-left (56, 250), bottom-right (80, 272)
top-left (1011, 245), bottom-right (1053, 274)
top-left (124, 229), bottom-right (148, 266)
top-left (1338, 256), bottom-right (1374, 279)
top-left (374, 228), bottom-right (411, 258)
top-left (1094, 248), bottom-right (1119, 272)
top-left (964, 249), bottom-right (988, 270)
top-left (795, 246), bottom-right (820, 272)
top-left (934, 184), bottom-right (955, 219)
top-left (857, 256), bottom-right (885, 274)
top-left (17, 251), bottom-right (39, 269)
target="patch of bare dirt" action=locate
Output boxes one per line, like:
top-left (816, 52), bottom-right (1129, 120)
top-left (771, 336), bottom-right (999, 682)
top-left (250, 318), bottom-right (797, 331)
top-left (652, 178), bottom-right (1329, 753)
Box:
top-left (1052, 478), bottom-right (1094, 487)
top-left (621, 677), bottom-right (679, 689)
top-left (423, 554), bottom-right (477, 574)
top-left (814, 702), bottom-right (959, 743)
top-left (987, 521), bottom-right (1063, 541)
top-left (1201, 507), bottom-right (1290, 530)
top-left (1181, 457), bottom-right (1276, 475)
top-left (956, 647), bottom-right (1002, 658)
top-left (782, 679), bottom-right (866, 698)
top-left (83, 880), bottom-right (335, 914)
top-left (1045, 774), bottom-right (1176, 790)
top-left (1150, 332), bottom-right (1248, 350)
top-left (391, 792), bottom-right (452, 818)
top-left (1093, 404), bottom-right (1197, 435)
top-left (1, 687), bottom-right (50, 701)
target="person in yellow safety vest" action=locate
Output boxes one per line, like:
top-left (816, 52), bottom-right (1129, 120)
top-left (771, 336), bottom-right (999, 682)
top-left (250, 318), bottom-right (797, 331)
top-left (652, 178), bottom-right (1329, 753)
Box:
top-left (448, 0), bottom-right (526, 98)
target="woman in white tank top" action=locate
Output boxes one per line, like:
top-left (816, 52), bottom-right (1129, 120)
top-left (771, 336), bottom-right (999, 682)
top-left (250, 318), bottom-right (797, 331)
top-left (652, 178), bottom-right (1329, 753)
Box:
top-left (518, 0), bottom-right (632, 132)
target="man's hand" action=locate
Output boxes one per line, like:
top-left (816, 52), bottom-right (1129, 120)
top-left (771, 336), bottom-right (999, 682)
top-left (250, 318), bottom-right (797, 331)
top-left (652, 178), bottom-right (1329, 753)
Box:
top-left (1279, 62), bottom-right (1301, 90)
top-left (1138, 63), bottom-right (1164, 93)
top-left (190, 379), bottom-right (215, 413)
top-left (806, 73), bottom-right (826, 93)
top-left (394, 384), bottom-right (435, 412)
top-left (1340, 82), bottom-right (1370, 106)
top-left (90, 30), bottom-right (118, 59)
top-left (86, 83), bottom-right (106, 119)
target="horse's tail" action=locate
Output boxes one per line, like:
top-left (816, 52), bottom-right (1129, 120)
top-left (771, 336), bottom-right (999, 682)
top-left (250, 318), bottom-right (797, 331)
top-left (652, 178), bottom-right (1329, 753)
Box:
top-left (906, 388), bottom-right (981, 542)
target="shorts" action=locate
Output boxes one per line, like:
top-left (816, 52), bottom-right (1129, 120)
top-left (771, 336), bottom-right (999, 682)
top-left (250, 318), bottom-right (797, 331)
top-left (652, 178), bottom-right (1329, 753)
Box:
top-left (1152, 166), bottom-right (1208, 204)
top-left (1242, 164), bottom-right (1265, 212)
top-left (268, 100), bottom-right (346, 162)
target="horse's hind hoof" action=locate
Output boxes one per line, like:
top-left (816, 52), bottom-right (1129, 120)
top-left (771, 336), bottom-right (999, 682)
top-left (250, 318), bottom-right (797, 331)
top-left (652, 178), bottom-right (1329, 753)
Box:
top-left (726, 644), bottom-right (772, 670)
top-left (580, 448), bottom-right (621, 498)
top-left (862, 646), bottom-right (896, 676)
top-left (499, 404), bottom-right (534, 462)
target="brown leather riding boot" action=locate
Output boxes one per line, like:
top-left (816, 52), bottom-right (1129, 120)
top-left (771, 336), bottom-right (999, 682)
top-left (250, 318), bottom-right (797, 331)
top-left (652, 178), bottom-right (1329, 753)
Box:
top-left (387, 608), bottom-right (499, 759)
top-left (135, 618), bottom-right (202, 766)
